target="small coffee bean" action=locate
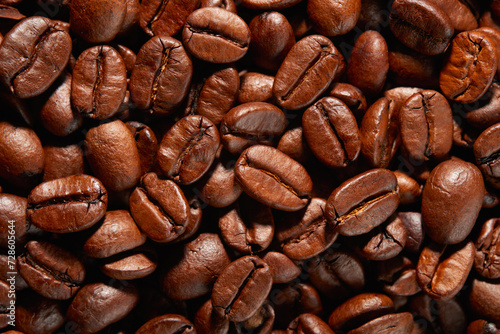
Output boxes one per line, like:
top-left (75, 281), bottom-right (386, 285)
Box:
top-left (139, 0), bottom-right (200, 37)
top-left (307, 0), bottom-right (361, 36)
top-left (327, 82), bottom-right (367, 119)
top-left (100, 250), bottom-right (157, 280)
top-left (238, 72), bottom-right (275, 104)
top-left (126, 121), bottom-right (158, 176)
top-left (262, 251), bottom-right (301, 284)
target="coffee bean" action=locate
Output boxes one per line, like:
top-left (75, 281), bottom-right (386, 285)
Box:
top-left (240, 0), bottom-right (302, 10)
top-left (466, 82), bottom-right (500, 129)
top-left (100, 250), bottom-right (157, 280)
top-left (0, 194), bottom-right (27, 248)
top-left (126, 121), bottom-right (158, 176)
top-left (287, 313), bottom-right (335, 334)
top-left (136, 314), bottom-right (196, 334)
top-left (262, 251), bottom-right (301, 284)
top-left (15, 293), bottom-right (65, 334)
top-left (27, 175), bottom-right (107, 233)
top-left (467, 319), bottom-right (500, 334)
top-left (398, 212), bottom-right (425, 253)
top-left (474, 123), bottom-right (500, 189)
top-left (277, 127), bottom-right (312, 165)
top-left (327, 82), bottom-right (367, 119)
top-left (194, 299), bottom-right (230, 334)
top-left (474, 218), bottom-right (500, 279)
top-left (469, 278), bottom-right (500, 326)
top-left (427, 0), bottom-right (478, 31)
top-left (377, 256), bottom-right (421, 297)
top-left (238, 72), bottom-right (275, 104)
top-left (201, 0), bottom-right (237, 12)
top-left (307, 0), bottom-right (361, 36)
top-left (139, 0), bottom-right (200, 37)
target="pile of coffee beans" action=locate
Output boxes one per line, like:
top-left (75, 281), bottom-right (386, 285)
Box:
top-left (0, 0), bottom-right (500, 333)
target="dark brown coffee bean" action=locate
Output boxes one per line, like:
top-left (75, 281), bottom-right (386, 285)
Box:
top-left (360, 97), bottom-right (400, 168)
top-left (377, 256), bottom-right (421, 297)
top-left (400, 90), bottom-right (453, 162)
top-left (0, 4), bottom-right (24, 20)
top-left (70, 0), bottom-right (126, 43)
top-left (327, 82), bottom-right (367, 119)
top-left (0, 17), bottom-right (71, 98)
top-left (238, 72), bottom-right (275, 104)
top-left (163, 233), bottom-right (231, 300)
top-left (85, 120), bottom-right (142, 191)
top-left (137, 314), bottom-right (196, 334)
top-left (139, 0), bottom-right (200, 37)
top-left (15, 294), bottom-right (65, 334)
top-left (325, 168), bottom-right (400, 236)
top-left (347, 30), bottom-right (389, 96)
top-left (287, 313), bottom-right (335, 334)
top-left (240, 0), bottom-right (302, 10)
top-left (231, 303), bottom-right (275, 334)
top-left (83, 210), bottom-right (145, 258)
top-left (467, 319), bottom-right (500, 334)
top-left (389, 0), bottom-right (454, 55)
top-left (307, 0), bottom-right (361, 36)
top-left (384, 86), bottom-right (424, 114)
top-left (212, 255), bottom-right (272, 322)
top-left (394, 171), bottom-right (422, 205)
top-left (474, 123), bottom-right (500, 189)
top-left (262, 251), bottom-right (301, 284)
top-left (440, 31), bottom-right (497, 103)
top-left (348, 312), bottom-right (415, 334)
top-left (416, 241), bottom-right (475, 301)
top-left (17, 241), bottom-right (85, 300)
top-left (42, 143), bottom-right (85, 182)
top-left (117, 0), bottom-right (139, 35)
top-left (303, 97), bottom-right (361, 168)
top-left (277, 127), bottom-right (312, 165)
top-left (427, 0), bottom-right (478, 31)
top-left (126, 121), bottom-right (158, 176)
top-left (183, 7), bottom-right (251, 63)
top-left (273, 283), bottom-right (323, 329)
top-left (474, 218), bottom-right (500, 279)
top-left (66, 282), bottom-right (139, 334)
top-left (129, 172), bottom-right (190, 243)
top-left (184, 65), bottom-right (239, 125)
top-left (101, 249), bottom-right (157, 280)
top-left (476, 27), bottom-right (500, 79)
top-left (201, 0), bottom-right (237, 12)
top-left (274, 35), bottom-right (342, 110)
top-left (71, 46), bottom-right (127, 120)
top-left (39, 73), bottom-right (83, 137)
top-left (0, 194), bottom-right (27, 248)
top-left (470, 278), bottom-right (500, 326)
top-left (129, 36), bottom-right (192, 116)
top-left (235, 145), bottom-right (313, 211)
top-left (0, 121), bottom-right (44, 188)
top-left (115, 44), bottom-right (137, 75)
top-left (275, 198), bottom-right (338, 260)
top-left (195, 299), bottom-right (230, 334)
top-left (27, 174), bottom-right (107, 233)
top-left (307, 250), bottom-right (365, 302)
top-left (172, 193), bottom-right (203, 243)
top-left (219, 194), bottom-right (274, 254)
top-left (157, 115), bottom-right (220, 185)
top-left (466, 82), bottom-right (500, 129)
top-left (249, 11), bottom-right (295, 72)
top-left (422, 159), bottom-right (485, 244)
top-left (221, 102), bottom-right (287, 155)
top-left (398, 212), bottom-right (425, 253)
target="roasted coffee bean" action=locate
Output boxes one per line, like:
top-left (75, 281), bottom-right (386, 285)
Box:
top-left (0, 17), bottom-right (71, 98)
top-left (231, 303), bottom-right (275, 334)
top-left (85, 120), bottom-right (142, 191)
top-left (416, 240), bottom-right (475, 301)
top-left (398, 212), bottom-right (425, 253)
top-left (325, 168), bottom-right (400, 236)
top-left (307, 250), bottom-right (365, 302)
top-left (83, 210), bottom-right (145, 258)
top-left (303, 97), bottom-right (361, 168)
top-left (474, 123), bottom-right (500, 189)
top-left (115, 44), bottom-right (137, 75)
top-left (221, 102), bottom-right (287, 155)
top-left (0, 121), bottom-right (44, 188)
top-left (201, 0), bottom-right (237, 12)
top-left (440, 31), bottom-right (497, 103)
top-left (240, 0), bottom-right (302, 10)
top-left (287, 313), bottom-right (335, 334)
top-left (235, 145), bottom-right (313, 211)
top-left (474, 218), bottom-right (500, 279)
top-left (100, 249), bottom-right (157, 280)
top-left (347, 30), bottom-right (389, 97)
top-left (139, 0), bottom-right (200, 37)
top-left (275, 198), bottom-right (337, 260)
top-left (212, 255), bottom-right (272, 322)
top-left (378, 256), bottom-right (421, 297)
top-left (0, 194), bottom-right (27, 248)
top-left (327, 82), bottom-right (367, 119)
top-left (126, 121), bottom-right (158, 176)
top-left (469, 278), bottom-right (500, 326)
top-left (307, 0), bottom-right (361, 36)
top-left (184, 65), bottom-right (239, 125)
top-left (273, 35), bottom-right (342, 110)
top-left (66, 282), bottom-right (139, 334)
top-left (394, 171), bottom-right (422, 205)
top-left (219, 194), bottom-right (274, 254)
top-left (277, 127), bottom-right (312, 165)
top-left (136, 314), bottom-right (196, 334)
top-left (389, 0), bottom-right (454, 55)
top-left (238, 72), bottom-right (275, 104)
top-left (249, 11), bottom-right (295, 72)
top-left (129, 172), bottom-right (189, 243)
top-left (272, 283), bottom-right (323, 328)
top-left (163, 233), bottom-right (231, 300)
top-left (466, 82), bottom-right (500, 129)
top-left (427, 0), bottom-right (478, 31)
top-left (347, 313), bottom-right (415, 334)
top-left (359, 97), bottom-right (400, 168)
top-left (467, 319), bottom-right (500, 334)
top-left (17, 241), bottom-right (85, 300)
top-left (70, 0), bottom-right (126, 43)
top-left (129, 36), bottom-right (192, 115)
top-left (262, 251), bottom-right (301, 284)
top-left (422, 159), bottom-right (485, 244)
top-left (71, 45), bottom-right (127, 120)
top-left (157, 115), bottom-right (220, 185)
top-left (15, 293), bottom-right (65, 334)
top-left (183, 7), bottom-right (251, 63)
top-left (172, 194), bottom-right (203, 243)
top-left (27, 174), bottom-right (107, 233)
top-left (195, 299), bottom-right (230, 334)
top-left (42, 143), bottom-right (85, 182)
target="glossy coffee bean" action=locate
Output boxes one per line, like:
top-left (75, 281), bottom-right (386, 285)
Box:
top-left (328, 82), bottom-right (367, 119)
top-left (422, 159), bottom-right (485, 244)
top-left (157, 115), bottom-right (220, 185)
top-left (0, 17), bottom-right (71, 98)
top-left (139, 0), bottom-right (200, 37)
top-left (416, 241), bottom-right (475, 301)
top-left (17, 241), bottom-right (85, 300)
top-left (325, 168), bottom-right (400, 236)
top-left (27, 175), bottom-right (107, 233)
top-left (273, 35), bottom-right (342, 110)
top-left (348, 313), bottom-right (414, 334)
top-left (303, 97), bottom-right (361, 168)
top-left (427, 0), bottom-right (478, 31)
top-left (469, 278), bottom-right (500, 326)
top-left (221, 102), bottom-right (287, 155)
top-left (398, 212), bottom-right (425, 253)
top-left (194, 299), bottom-right (230, 334)
top-left (136, 314), bottom-right (196, 334)
top-left (238, 72), bottom-right (275, 104)
top-left (394, 171), bottom-right (422, 205)
top-left (287, 313), bottom-right (334, 334)
top-left (474, 218), bottom-right (500, 279)
top-left (277, 127), bottom-right (312, 165)
top-left (235, 145), bottom-right (313, 211)
top-left (389, 0), bottom-right (454, 55)
top-left (85, 120), bottom-right (142, 191)
top-left (129, 36), bottom-right (192, 115)
top-left (377, 256), bottom-right (421, 297)
top-left (262, 251), bottom-right (301, 284)
top-left (100, 250), bottom-right (157, 280)
top-left (307, 0), bottom-right (361, 36)
top-left (183, 7), bottom-right (250, 63)
top-left (126, 121), bottom-right (158, 176)
top-left (71, 46), bottom-right (127, 120)
top-left (0, 194), bottom-right (27, 248)
top-left (440, 31), bottom-right (497, 103)
top-left (474, 123), bottom-right (500, 189)
top-left (212, 255), bottom-right (272, 322)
